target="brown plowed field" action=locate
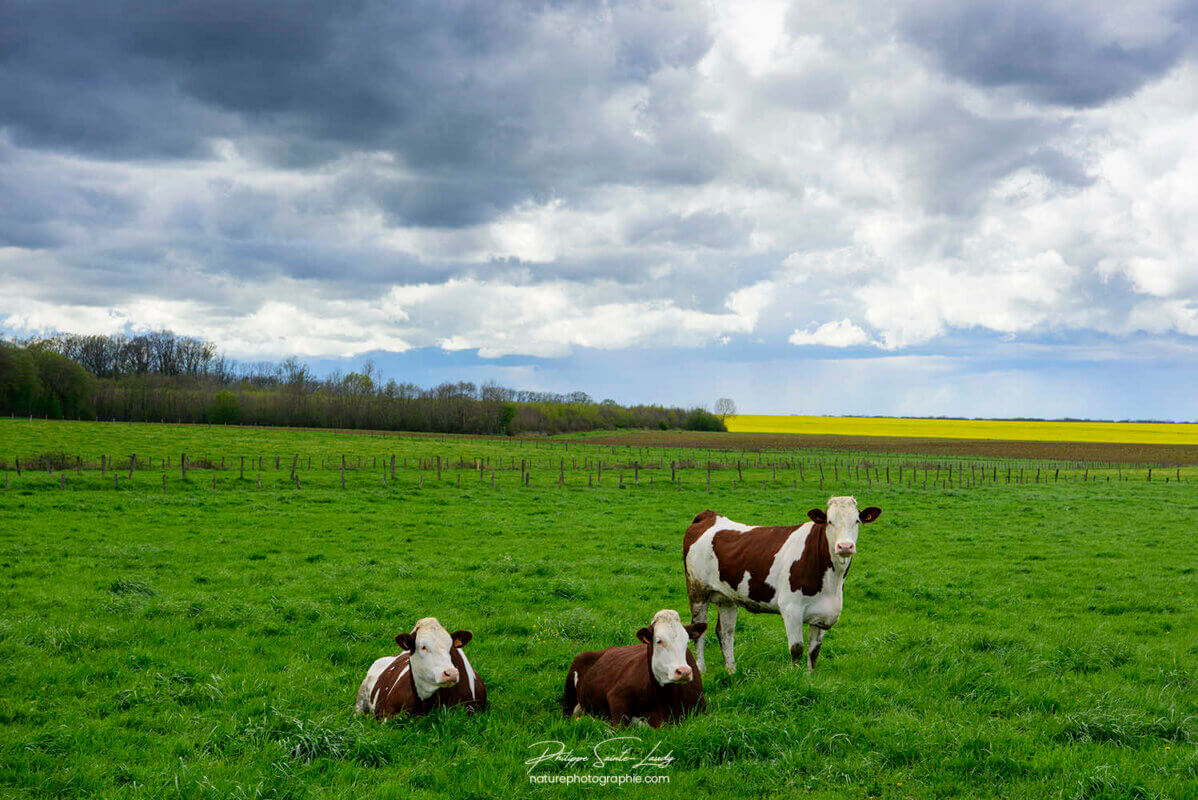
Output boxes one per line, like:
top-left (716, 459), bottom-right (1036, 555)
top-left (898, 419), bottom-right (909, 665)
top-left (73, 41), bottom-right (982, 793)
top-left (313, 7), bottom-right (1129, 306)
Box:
top-left (578, 431), bottom-right (1198, 464)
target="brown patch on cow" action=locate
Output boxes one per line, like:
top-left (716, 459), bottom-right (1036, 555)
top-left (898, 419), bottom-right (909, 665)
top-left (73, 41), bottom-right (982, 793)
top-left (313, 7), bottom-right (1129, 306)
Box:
top-left (789, 641), bottom-right (805, 662)
top-left (789, 523), bottom-right (834, 597)
top-left (682, 510), bottom-right (719, 561)
top-left (711, 525), bottom-right (798, 604)
top-left (370, 649), bottom-right (487, 720)
top-left (566, 640), bottom-right (705, 727)
top-left (859, 506), bottom-right (882, 523)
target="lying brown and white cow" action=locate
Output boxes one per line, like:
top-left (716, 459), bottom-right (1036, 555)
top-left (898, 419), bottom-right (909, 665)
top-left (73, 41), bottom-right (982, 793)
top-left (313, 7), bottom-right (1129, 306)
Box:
top-left (354, 617), bottom-right (486, 719)
top-left (562, 609), bottom-right (706, 727)
top-left (684, 496), bottom-right (881, 673)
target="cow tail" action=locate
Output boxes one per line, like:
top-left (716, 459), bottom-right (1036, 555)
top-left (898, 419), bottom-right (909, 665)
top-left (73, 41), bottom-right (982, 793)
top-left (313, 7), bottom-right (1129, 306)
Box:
top-left (561, 666), bottom-right (579, 717)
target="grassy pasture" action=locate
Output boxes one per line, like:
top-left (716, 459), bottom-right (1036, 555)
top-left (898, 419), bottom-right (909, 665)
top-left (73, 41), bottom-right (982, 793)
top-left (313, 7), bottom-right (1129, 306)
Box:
top-left (1, 420), bottom-right (1196, 800)
top-left (726, 415), bottom-right (1198, 446)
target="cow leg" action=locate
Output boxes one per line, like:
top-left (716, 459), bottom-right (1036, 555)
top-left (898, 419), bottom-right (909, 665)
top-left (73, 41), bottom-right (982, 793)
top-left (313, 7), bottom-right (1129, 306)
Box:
top-left (782, 608), bottom-right (805, 666)
top-left (716, 603), bottom-right (738, 674)
top-left (689, 597), bottom-right (709, 672)
top-left (806, 625), bottom-right (825, 672)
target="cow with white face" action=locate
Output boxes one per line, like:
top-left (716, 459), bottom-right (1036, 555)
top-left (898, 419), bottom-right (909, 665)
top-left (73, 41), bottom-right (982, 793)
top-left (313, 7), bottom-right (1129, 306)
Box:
top-left (562, 609), bottom-right (706, 727)
top-left (684, 496), bottom-right (881, 673)
top-left (355, 617), bottom-right (486, 719)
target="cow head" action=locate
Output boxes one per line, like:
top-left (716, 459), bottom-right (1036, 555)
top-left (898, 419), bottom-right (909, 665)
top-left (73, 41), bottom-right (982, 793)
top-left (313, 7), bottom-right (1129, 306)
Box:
top-left (395, 617), bottom-right (471, 699)
top-left (636, 609), bottom-right (706, 686)
top-left (807, 496), bottom-right (881, 558)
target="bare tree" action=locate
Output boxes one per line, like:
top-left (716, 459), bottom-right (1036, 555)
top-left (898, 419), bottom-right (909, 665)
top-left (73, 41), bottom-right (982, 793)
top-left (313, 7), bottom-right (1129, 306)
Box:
top-left (715, 397), bottom-right (737, 421)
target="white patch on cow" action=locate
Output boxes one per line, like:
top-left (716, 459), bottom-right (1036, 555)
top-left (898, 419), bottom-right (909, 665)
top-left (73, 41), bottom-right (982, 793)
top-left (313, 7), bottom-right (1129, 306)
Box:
top-left (686, 514), bottom-right (809, 612)
top-left (573, 671), bottom-right (579, 688)
top-left (802, 567), bottom-right (844, 628)
top-left (457, 647), bottom-right (477, 700)
top-left (357, 655), bottom-right (398, 715)
top-left (686, 516), bottom-right (764, 605)
top-left (647, 609), bottom-right (694, 687)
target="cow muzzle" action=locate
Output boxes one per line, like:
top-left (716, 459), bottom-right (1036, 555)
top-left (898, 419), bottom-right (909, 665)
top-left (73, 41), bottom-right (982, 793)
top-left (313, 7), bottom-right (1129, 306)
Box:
top-left (835, 542), bottom-right (856, 556)
top-left (439, 668), bottom-right (460, 686)
top-left (671, 666), bottom-right (693, 683)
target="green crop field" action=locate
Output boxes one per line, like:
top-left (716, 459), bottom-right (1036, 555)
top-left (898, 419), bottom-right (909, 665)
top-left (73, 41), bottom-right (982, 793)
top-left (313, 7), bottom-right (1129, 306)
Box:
top-left (1, 419), bottom-right (1195, 800)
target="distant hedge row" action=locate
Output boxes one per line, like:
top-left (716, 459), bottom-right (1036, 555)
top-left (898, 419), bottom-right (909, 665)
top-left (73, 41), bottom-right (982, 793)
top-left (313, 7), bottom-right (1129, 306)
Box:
top-left (0, 337), bottom-right (724, 436)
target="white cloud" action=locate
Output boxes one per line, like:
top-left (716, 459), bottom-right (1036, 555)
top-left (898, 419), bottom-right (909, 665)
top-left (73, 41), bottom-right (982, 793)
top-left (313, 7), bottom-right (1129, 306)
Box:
top-left (389, 278), bottom-right (767, 358)
top-left (788, 318), bottom-right (872, 347)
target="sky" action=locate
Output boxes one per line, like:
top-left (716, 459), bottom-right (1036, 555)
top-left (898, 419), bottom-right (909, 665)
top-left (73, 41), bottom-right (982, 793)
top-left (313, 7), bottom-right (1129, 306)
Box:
top-left (2, 0), bottom-right (1198, 419)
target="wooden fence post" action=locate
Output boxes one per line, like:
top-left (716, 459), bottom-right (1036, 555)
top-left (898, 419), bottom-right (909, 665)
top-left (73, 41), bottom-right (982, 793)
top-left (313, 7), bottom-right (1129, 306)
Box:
top-left (129, 454), bottom-right (136, 479)
top-left (341, 455), bottom-right (346, 489)
top-left (182, 453), bottom-right (187, 480)
top-left (240, 456), bottom-right (245, 480)
top-left (391, 455), bottom-right (396, 480)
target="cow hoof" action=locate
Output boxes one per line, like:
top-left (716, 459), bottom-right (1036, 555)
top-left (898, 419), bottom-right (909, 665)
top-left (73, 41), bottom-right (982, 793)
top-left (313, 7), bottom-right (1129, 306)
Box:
top-left (572, 704), bottom-right (583, 719)
top-left (725, 663), bottom-right (736, 674)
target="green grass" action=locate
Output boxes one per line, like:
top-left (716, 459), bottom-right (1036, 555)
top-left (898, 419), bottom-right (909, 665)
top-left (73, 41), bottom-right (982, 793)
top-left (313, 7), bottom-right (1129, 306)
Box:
top-left (1, 420), bottom-right (1195, 799)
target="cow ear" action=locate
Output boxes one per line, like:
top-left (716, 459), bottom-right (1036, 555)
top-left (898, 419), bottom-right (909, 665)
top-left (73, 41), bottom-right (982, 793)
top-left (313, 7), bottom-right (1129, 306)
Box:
top-left (807, 508), bottom-right (828, 524)
top-left (395, 632), bottom-right (416, 652)
top-left (636, 627), bottom-right (653, 645)
top-left (859, 506), bottom-right (882, 523)
top-left (451, 630), bottom-right (473, 648)
top-left (685, 623), bottom-right (707, 641)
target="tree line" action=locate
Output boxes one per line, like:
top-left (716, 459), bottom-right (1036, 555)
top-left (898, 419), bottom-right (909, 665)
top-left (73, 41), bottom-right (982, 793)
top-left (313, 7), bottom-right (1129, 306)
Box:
top-left (0, 332), bottom-right (725, 435)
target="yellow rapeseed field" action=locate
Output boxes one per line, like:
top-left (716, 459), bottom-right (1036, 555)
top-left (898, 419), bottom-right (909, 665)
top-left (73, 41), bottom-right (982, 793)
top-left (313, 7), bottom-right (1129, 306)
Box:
top-left (724, 415), bottom-right (1198, 445)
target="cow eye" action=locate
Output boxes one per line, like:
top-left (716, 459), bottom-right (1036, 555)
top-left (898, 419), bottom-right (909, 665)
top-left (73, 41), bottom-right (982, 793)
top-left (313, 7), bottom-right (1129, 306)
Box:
top-left (421, 646), bottom-right (428, 652)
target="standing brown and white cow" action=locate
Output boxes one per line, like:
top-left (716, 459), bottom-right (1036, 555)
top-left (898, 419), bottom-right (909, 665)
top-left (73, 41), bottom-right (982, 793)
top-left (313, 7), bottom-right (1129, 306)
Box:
top-left (683, 496), bottom-right (881, 673)
top-left (354, 617), bottom-right (487, 719)
top-left (562, 609), bottom-right (706, 727)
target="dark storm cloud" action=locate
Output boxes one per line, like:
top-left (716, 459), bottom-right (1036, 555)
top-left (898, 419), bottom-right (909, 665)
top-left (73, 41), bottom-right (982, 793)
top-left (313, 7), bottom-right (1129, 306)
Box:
top-left (877, 96), bottom-right (1090, 216)
top-left (900, 1), bottom-right (1198, 107)
top-left (0, 0), bottom-right (721, 227)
